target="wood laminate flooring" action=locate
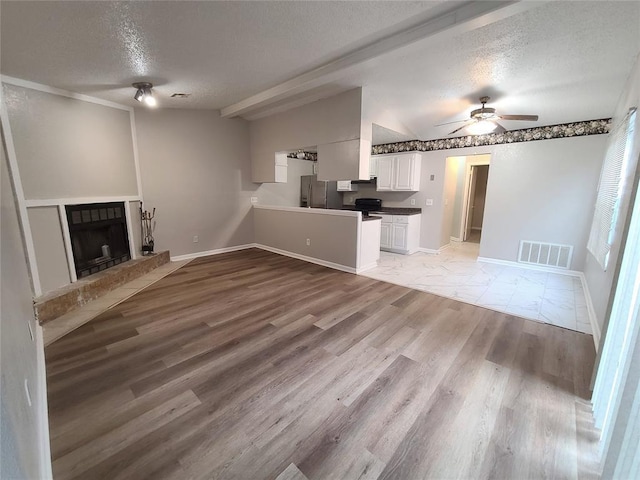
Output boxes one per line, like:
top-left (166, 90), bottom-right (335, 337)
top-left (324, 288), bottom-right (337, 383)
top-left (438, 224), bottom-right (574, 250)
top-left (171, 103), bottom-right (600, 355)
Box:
top-left (46, 248), bottom-right (600, 480)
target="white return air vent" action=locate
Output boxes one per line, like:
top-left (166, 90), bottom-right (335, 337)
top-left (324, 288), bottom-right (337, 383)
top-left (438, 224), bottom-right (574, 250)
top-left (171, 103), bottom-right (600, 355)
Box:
top-left (518, 241), bottom-right (573, 269)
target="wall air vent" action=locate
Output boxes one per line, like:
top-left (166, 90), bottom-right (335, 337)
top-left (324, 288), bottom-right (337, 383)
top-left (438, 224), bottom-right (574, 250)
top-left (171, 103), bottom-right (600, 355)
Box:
top-left (518, 240), bottom-right (573, 269)
top-left (170, 93), bottom-right (191, 98)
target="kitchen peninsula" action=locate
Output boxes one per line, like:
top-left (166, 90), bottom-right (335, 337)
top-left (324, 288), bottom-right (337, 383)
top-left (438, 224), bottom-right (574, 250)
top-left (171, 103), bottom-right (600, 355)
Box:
top-left (253, 205), bottom-right (381, 273)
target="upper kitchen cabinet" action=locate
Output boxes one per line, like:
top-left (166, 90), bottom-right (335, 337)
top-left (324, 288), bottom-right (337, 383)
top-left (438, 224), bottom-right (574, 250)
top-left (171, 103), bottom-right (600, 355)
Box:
top-left (376, 153), bottom-right (421, 191)
top-left (317, 138), bottom-right (371, 181)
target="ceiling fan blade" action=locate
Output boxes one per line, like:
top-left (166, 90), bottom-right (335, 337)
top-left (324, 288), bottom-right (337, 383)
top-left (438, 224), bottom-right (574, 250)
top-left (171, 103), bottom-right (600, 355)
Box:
top-left (498, 114), bottom-right (539, 121)
top-left (449, 121), bottom-right (473, 135)
top-left (435, 119), bottom-right (469, 127)
top-left (492, 122), bottom-right (507, 133)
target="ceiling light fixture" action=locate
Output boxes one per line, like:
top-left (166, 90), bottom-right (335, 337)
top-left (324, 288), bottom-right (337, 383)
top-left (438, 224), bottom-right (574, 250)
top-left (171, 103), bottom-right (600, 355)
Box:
top-left (467, 119), bottom-right (497, 135)
top-left (132, 82), bottom-right (157, 107)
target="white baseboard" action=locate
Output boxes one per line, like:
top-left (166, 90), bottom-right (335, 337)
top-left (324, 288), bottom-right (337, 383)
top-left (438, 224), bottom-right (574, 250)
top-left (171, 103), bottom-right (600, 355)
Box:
top-left (255, 244), bottom-right (357, 274)
top-left (439, 243), bottom-right (452, 252)
top-left (450, 236), bottom-right (462, 242)
top-left (477, 256), bottom-right (582, 277)
top-left (35, 323), bottom-right (53, 479)
top-left (579, 273), bottom-right (601, 350)
top-left (356, 262), bottom-right (378, 273)
top-left (170, 243), bottom-right (256, 262)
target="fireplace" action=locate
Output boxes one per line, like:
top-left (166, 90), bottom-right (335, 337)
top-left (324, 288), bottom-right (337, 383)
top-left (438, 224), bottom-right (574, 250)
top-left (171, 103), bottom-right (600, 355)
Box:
top-left (66, 202), bottom-right (131, 279)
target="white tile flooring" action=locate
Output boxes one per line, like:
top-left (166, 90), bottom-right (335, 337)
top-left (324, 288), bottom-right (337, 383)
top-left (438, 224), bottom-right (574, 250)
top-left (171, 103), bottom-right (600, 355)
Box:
top-left (361, 241), bottom-right (592, 335)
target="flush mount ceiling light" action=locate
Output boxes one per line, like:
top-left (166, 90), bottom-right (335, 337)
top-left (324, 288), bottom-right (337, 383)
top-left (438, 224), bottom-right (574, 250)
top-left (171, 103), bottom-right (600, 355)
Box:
top-left (132, 82), bottom-right (157, 107)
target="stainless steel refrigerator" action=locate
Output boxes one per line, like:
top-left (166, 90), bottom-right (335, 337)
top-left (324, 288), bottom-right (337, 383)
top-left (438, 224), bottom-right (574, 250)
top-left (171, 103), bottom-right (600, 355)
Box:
top-left (300, 175), bottom-right (343, 209)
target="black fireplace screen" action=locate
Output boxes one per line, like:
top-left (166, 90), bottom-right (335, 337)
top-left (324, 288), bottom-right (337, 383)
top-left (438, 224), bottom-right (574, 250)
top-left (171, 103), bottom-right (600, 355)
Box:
top-left (66, 202), bottom-right (131, 278)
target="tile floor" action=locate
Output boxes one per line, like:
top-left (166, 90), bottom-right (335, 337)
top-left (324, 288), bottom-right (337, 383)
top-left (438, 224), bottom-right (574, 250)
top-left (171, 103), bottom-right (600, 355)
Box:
top-left (361, 241), bottom-right (592, 335)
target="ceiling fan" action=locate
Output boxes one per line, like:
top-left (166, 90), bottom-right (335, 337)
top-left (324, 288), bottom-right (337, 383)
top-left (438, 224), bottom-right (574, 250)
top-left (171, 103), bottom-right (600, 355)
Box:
top-left (436, 96), bottom-right (539, 135)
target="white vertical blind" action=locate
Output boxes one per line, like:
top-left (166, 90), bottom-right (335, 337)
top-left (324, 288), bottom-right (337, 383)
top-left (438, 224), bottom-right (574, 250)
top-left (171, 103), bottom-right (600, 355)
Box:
top-left (587, 108), bottom-right (637, 270)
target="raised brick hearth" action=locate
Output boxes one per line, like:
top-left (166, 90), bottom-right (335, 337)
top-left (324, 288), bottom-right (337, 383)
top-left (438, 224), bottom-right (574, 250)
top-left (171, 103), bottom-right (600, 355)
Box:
top-left (34, 251), bottom-right (170, 324)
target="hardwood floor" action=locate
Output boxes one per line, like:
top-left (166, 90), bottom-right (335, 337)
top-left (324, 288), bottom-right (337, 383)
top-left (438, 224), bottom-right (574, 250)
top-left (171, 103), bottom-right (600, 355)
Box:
top-left (45, 248), bottom-right (600, 479)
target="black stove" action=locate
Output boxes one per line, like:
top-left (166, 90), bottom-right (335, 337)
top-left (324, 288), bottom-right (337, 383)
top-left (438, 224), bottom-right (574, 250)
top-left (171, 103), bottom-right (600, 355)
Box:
top-left (342, 198), bottom-right (382, 217)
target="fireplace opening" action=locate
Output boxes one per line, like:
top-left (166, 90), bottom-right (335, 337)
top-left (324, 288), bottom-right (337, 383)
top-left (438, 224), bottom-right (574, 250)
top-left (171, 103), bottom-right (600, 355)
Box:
top-left (66, 202), bottom-right (131, 279)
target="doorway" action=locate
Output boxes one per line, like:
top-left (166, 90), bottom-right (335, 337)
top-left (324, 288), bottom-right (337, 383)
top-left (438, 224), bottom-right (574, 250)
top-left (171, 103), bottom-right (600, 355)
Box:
top-left (463, 164), bottom-right (490, 243)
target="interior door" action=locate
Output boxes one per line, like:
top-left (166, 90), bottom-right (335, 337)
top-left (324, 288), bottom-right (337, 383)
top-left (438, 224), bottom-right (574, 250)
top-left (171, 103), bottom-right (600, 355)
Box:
top-left (463, 166), bottom-right (478, 241)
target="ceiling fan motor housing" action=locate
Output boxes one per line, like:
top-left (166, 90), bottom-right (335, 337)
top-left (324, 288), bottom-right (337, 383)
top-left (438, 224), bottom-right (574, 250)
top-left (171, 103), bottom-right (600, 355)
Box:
top-left (471, 106), bottom-right (496, 120)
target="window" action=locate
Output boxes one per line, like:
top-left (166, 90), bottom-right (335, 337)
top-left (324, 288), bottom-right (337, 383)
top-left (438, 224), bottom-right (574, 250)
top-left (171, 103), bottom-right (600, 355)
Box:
top-left (587, 108), bottom-right (637, 270)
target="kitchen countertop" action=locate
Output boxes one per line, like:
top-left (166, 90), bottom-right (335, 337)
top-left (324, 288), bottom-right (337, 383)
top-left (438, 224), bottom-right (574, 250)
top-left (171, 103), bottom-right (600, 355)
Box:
top-left (362, 215), bottom-right (382, 222)
top-left (372, 207), bottom-right (422, 215)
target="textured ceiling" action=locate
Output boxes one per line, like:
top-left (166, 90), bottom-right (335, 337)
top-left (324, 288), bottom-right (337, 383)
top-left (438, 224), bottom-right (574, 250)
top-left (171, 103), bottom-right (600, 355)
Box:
top-left (1, 1), bottom-right (639, 141)
top-left (0, 0), bottom-right (442, 108)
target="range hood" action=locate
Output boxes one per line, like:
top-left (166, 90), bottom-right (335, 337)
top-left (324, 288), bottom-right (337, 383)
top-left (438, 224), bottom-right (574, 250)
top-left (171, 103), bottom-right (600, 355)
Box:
top-left (351, 177), bottom-right (376, 184)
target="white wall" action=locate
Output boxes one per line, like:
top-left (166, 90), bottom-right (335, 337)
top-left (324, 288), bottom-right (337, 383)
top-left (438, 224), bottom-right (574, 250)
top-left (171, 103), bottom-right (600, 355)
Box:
top-left (1, 137), bottom-right (51, 479)
top-left (254, 207), bottom-right (359, 268)
top-left (135, 109), bottom-right (255, 258)
top-left (258, 158), bottom-right (314, 207)
top-left (249, 88), bottom-right (363, 182)
top-left (2, 84), bottom-right (137, 199)
top-left (348, 136), bottom-right (606, 262)
top-left (28, 207), bottom-right (70, 293)
top-left (478, 136), bottom-right (605, 270)
top-left (1, 81), bottom-right (142, 295)
top-left (584, 55), bottom-right (640, 331)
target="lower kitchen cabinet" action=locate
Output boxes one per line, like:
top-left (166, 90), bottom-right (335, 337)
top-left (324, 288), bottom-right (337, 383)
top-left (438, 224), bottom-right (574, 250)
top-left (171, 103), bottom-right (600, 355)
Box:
top-left (378, 214), bottom-right (421, 254)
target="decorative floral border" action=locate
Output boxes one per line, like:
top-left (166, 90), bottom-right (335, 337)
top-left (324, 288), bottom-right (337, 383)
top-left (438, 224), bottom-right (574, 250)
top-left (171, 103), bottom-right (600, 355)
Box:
top-left (286, 151), bottom-right (318, 161)
top-left (371, 118), bottom-right (611, 154)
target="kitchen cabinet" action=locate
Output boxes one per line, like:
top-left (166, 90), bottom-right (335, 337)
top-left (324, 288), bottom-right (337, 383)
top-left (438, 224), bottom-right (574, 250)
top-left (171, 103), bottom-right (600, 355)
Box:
top-left (378, 214), bottom-right (421, 254)
top-left (369, 155), bottom-right (378, 178)
top-left (337, 180), bottom-right (358, 192)
top-left (375, 153), bottom-right (421, 191)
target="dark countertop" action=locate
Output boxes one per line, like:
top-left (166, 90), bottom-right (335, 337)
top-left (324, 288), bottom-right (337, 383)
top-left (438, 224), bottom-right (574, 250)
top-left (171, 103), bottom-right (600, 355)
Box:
top-left (362, 215), bottom-right (382, 222)
top-left (371, 207), bottom-right (422, 215)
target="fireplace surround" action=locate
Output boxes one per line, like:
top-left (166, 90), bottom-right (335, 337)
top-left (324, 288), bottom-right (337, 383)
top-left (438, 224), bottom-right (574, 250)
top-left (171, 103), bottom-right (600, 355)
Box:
top-left (65, 202), bottom-right (131, 278)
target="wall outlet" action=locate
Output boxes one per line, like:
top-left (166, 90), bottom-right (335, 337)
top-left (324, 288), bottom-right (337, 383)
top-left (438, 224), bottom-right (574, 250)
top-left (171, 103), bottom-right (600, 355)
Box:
top-left (193, 235), bottom-right (199, 243)
top-left (306, 238), bottom-right (311, 246)
top-left (250, 196), bottom-right (258, 204)
top-left (410, 199), bottom-right (416, 206)
top-left (426, 199), bottom-right (434, 206)
top-left (349, 196), bottom-right (355, 203)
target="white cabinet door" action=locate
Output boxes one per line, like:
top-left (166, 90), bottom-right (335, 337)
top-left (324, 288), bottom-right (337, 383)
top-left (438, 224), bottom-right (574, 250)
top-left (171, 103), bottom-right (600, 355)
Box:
top-left (394, 156), bottom-right (415, 190)
top-left (369, 155), bottom-right (378, 178)
top-left (380, 223), bottom-right (392, 249)
top-left (391, 224), bottom-right (409, 250)
top-left (376, 156), bottom-right (394, 191)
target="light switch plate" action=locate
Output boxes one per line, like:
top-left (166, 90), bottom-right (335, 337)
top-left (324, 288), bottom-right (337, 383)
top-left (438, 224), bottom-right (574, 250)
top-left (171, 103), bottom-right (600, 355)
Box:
top-left (426, 199), bottom-right (434, 206)
top-left (250, 197), bottom-right (258, 204)
top-left (410, 199), bottom-right (416, 205)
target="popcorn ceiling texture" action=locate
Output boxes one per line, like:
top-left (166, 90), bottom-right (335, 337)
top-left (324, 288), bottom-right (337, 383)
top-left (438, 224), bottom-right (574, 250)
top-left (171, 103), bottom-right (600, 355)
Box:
top-left (372, 118), bottom-right (611, 154)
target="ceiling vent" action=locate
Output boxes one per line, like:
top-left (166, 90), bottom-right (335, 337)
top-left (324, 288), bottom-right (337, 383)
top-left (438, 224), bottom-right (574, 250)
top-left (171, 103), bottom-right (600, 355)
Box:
top-left (170, 93), bottom-right (191, 98)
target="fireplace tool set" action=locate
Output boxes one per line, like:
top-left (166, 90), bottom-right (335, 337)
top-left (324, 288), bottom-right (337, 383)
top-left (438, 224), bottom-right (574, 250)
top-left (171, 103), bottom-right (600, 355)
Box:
top-left (140, 206), bottom-right (156, 255)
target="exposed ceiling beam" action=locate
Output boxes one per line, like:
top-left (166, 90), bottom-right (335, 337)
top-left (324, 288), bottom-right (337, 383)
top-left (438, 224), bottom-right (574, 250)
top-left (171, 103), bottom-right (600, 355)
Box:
top-left (221, 1), bottom-right (546, 119)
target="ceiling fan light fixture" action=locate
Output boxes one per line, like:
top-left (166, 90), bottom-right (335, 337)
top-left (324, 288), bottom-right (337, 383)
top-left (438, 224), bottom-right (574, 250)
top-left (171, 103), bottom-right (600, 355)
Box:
top-left (132, 82), bottom-right (157, 107)
top-left (467, 119), bottom-right (498, 135)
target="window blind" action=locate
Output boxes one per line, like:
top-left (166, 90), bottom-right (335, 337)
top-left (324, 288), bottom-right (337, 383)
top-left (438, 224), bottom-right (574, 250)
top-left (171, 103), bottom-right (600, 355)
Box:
top-left (587, 108), bottom-right (637, 270)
